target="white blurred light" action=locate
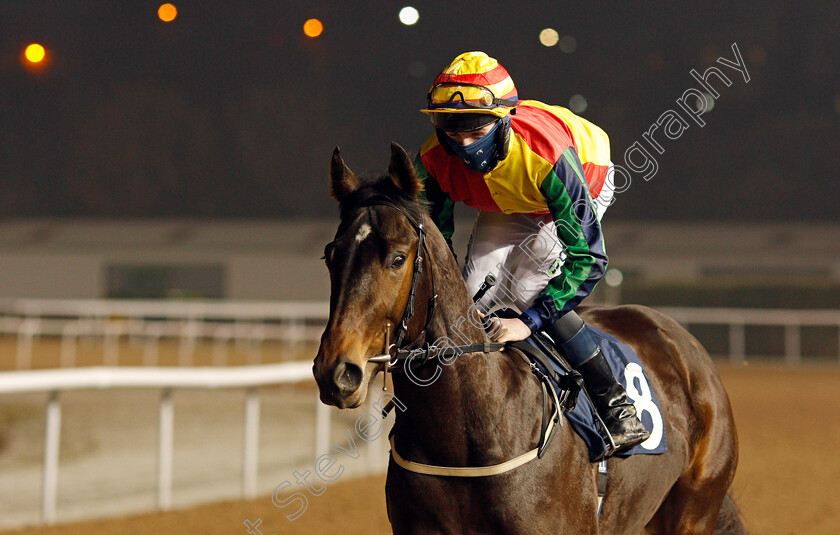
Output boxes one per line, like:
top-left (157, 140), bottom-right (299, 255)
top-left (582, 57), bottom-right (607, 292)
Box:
top-left (558, 35), bottom-right (577, 53)
top-left (399, 6), bottom-right (420, 25)
top-left (605, 268), bottom-right (624, 287)
top-left (539, 28), bottom-right (560, 47)
top-left (699, 93), bottom-right (714, 112)
top-left (569, 94), bottom-right (587, 113)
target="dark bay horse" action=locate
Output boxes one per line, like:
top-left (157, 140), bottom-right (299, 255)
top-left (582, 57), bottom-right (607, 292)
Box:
top-left (313, 143), bottom-right (743, 534)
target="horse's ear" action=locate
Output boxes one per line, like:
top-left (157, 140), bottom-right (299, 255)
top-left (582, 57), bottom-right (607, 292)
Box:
top-left (330, 147), bottom-right (360, 201)
top-left (388, 142), bottom-right (422, 199)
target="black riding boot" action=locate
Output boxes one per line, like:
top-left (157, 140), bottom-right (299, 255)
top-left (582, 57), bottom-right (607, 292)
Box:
top-left (544, 312), bottom-right (650, 452)
top-left (574, 348), bottom-right (650, 452)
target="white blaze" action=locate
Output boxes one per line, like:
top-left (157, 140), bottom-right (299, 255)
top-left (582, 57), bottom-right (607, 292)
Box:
top-left (355, 223), bottom-right (372, 243)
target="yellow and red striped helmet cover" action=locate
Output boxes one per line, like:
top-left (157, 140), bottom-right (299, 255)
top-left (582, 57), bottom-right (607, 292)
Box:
top-left (421, 51), bottom-right (518, 118)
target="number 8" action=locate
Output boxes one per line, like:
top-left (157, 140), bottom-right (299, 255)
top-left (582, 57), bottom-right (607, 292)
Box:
top-left (623, 362), bottom-right (664, 450)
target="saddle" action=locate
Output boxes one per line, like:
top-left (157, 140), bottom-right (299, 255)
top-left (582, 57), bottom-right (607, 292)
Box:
top-left (506, 332), bottom-right (585, 457)
top-left (513, 326), bottom-right (669, 463)
top-left (379, 314), bottom-right (667, 467)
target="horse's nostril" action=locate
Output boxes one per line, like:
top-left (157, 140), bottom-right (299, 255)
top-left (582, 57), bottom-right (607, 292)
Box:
top-left (333, 361), bottom-right (363, 395)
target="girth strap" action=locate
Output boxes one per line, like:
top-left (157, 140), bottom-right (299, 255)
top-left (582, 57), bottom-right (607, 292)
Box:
top-left (387, 344), bottom-right (565, 477)
top-left (389, 416), bottom-right (558, 478)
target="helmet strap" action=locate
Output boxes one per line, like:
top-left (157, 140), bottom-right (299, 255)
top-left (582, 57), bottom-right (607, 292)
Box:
top-left (496, 116), bottom-right (511, 161)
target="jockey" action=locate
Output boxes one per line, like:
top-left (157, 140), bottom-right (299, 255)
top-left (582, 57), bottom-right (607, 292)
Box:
top-left (415, 51), bottom-right (649, 452)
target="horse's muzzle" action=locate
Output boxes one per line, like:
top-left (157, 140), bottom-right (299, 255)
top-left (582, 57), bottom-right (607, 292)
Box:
top-left (334, 360), bottom-right (363, 394)
top-left (314, 358), bottom-right (365, 408)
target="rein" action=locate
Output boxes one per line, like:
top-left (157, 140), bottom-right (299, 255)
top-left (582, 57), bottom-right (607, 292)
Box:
top-left (357, 198), bottom-right (565, 478)
top-left (361, 198), bottom-right (506, 366)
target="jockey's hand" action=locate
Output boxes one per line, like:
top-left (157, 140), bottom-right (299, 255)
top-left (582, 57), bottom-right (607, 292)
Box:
top-left (488, 317), bottom-right (532, 343)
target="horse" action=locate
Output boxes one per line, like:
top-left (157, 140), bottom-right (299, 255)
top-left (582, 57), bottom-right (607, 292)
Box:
top-left (313, 143), bottom-right (743, 534)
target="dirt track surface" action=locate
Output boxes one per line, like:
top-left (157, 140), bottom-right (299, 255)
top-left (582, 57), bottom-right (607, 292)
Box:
top-left (0, 475), bottom-right (391, 535)
top-left (2, 363), bottom-right (839, 535)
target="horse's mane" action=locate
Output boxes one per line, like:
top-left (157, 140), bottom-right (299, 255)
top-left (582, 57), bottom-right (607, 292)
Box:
top-left (338, 174), bottom-right (428, 228)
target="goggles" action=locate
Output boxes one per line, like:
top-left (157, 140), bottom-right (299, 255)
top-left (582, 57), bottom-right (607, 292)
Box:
top-left (426, 82), bottom-right (518, 111)
top-left (430, 112), bottom-right (498, 133)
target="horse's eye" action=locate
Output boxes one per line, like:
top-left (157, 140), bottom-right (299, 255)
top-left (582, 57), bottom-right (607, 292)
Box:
top-left (391, 254), bottom-right (407, 269)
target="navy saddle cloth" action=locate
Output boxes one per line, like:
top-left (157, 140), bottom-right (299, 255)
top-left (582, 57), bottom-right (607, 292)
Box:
top-left (522, 326), bottom-right (668, 462)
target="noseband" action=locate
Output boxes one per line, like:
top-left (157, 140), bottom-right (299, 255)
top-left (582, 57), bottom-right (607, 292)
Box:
top-left (357, 198), bottom-right (438, 364)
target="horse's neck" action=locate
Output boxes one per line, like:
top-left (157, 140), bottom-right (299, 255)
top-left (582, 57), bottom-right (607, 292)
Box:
top-left (391, 314), bottom-right (511, 466)
top-left (419, 223), bottom-right (490, 355)
top-left (390, 225), bottom-right (534, 465)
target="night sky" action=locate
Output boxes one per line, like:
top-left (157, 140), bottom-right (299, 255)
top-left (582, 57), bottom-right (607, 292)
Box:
top-left (2, 1), bottom-right (838, 220)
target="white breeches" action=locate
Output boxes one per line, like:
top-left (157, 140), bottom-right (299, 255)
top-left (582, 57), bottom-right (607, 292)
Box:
top-left (462, 166), bottom-right (613, 314)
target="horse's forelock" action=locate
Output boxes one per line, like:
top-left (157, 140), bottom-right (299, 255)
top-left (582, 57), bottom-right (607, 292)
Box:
top-left (338, 175), bottom-right (427, 229)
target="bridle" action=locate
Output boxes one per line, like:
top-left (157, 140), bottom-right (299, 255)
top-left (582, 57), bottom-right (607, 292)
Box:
top-left (353, 198), bottom-right (438, 367)
top-left (343, 197), bottom-right (566, 478)
top-left (360, 198), bottom-right (504, 368)
top-left (380, 201), bottom-right (436, 352)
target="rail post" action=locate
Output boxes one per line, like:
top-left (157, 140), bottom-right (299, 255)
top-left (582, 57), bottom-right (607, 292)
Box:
top-left (16, 318), bottom-right (38, 370)
top-left (212, 325), bottom-right (233, 366)
top-left (103, 322), bottom-right (123, 366)
top-left (178, 321), bottom-right (199, 366)
top-left (784, 321), bottom-right (801, 366)
top-left (157, 388), bottom-right (174, 510)
top-left (729, 321), bottom-right (746, 363)
top-left (143, 323), bottom-right (163, 367)
top-left (315, 393), bottom-right (330, 459)
top-left (248, 323), bottom-right (265, 365)
top-left (242, 387), bottom-right (260, 499)
top-left (59, 322), bottom-right (79, 368)
top-left (42, 390), bottom-right (61, 524)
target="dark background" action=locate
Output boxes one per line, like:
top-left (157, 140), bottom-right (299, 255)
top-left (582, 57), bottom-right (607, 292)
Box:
top-left (1, 1), bottom-right (838, 220)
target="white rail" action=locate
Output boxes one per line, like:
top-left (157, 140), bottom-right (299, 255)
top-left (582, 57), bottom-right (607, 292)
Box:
top-left (0, 299), bottom-right (330, 369)
top-left (0, 298), bottom-right (330, 320)
top-left (2, 299), bottom-right (839, 368)
top-left (658, 307), bottom-right (840, 365)
top-left (0, 299), bottom-right (836, 523)
top-left (0, 362), bottom-right (328, 524)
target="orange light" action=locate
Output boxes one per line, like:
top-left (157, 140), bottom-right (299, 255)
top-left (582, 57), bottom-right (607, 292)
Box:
top-left (24, 43), bottom-right (46, 64)
top-left (158, 3), bottom-right (178, 23)
top-left (303, 18), bottom-right (323, 38)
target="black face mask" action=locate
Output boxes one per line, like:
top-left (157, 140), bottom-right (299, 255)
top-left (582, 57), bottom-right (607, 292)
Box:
top-left (443, 117), bottom-right (510, 172)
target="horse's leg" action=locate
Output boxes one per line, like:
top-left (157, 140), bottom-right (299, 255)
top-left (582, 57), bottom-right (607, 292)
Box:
top-left (647, 476), bottom-right (730, 535)
top-left (646, 394), bottom-right (738, 534)
top-left (386, 465), bottom-right (457, 535)
top-left (584, 305), bottom-right (740, 535)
